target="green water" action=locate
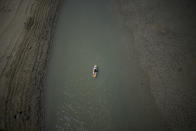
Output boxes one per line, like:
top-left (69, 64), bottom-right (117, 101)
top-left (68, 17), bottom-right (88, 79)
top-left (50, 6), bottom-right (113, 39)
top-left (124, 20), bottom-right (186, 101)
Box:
top-left (45, 0), bottom-right (167, 130)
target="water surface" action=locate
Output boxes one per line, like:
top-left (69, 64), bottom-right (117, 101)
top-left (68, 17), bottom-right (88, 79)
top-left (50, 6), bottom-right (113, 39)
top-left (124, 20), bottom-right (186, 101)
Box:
top-left (45, 0), bottom-right (167, 130)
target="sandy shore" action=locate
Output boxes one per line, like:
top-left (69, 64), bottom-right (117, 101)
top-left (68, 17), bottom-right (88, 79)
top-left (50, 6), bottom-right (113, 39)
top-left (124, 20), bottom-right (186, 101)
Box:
top-left (0, 0), bottom-right (62, 130)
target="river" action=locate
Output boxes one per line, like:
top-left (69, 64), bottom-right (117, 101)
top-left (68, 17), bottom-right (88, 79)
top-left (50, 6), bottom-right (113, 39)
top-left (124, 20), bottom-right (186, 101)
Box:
top-left (45, 0), bottom-right (167, 130)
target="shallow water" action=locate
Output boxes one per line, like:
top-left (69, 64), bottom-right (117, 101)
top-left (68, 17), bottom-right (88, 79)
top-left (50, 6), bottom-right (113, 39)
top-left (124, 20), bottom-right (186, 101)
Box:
top-left (45, 0), bottom-right (167, 130)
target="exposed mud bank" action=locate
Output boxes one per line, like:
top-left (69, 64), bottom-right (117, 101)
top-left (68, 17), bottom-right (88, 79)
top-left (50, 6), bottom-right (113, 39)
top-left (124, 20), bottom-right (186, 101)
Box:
top-left (115, 0), bottom-right (196, 130)
top-left (0, 0), bottom-right (62, 130)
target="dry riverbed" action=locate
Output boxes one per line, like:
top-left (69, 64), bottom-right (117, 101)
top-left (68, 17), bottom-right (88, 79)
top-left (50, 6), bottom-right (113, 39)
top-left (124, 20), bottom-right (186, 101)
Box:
top-left (0, 0), bottom-right (62, 130)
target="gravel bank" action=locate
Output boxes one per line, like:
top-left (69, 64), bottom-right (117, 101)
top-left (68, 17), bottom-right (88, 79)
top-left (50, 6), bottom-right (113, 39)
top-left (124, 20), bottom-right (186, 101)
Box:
top-left (0, 0), bottom-right (62, 130)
